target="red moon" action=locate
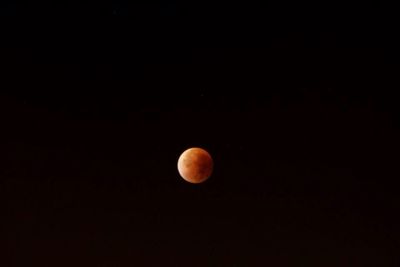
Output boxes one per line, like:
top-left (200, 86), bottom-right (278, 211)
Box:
top-left (177, 147), bottom-right (213, 184)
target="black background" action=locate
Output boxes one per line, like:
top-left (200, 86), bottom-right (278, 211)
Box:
top-left (1, 2), bottom-right (399, 266)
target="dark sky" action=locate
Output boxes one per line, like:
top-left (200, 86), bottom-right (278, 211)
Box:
top-left (1, 3), bottom-right (400, 266)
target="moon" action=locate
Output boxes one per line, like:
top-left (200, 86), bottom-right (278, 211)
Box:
top-left (177, 147), bottom-right (213, 184)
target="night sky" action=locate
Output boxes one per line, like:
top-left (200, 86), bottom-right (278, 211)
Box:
top-left (1, 3), bottom-right (400, 266)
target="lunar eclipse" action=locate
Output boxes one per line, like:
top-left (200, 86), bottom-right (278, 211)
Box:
top-left (177, 147), bottom-right (213, 184)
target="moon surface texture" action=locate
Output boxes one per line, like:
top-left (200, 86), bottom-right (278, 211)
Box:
top-left (177, 147), bottom-right (213, 184)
